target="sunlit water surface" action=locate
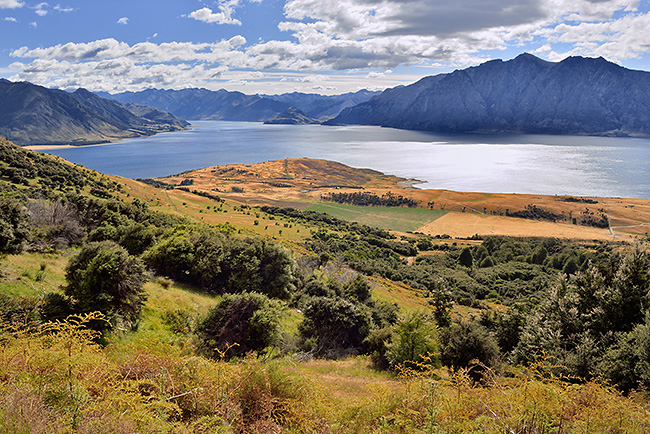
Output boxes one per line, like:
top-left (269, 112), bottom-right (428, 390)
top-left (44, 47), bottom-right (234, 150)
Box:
top-left (43, 121), bottom-right (650, 198)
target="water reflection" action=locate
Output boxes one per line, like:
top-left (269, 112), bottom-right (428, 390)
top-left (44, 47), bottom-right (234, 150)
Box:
top-left (44, 121), bottom-right (650, 198)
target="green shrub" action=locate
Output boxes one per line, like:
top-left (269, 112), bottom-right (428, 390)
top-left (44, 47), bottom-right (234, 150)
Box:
top-left (196, 292), bottom-right (281, 360)
top-left (64, 240), bottom-right (147, 332)
top-left (440, 320), bottom-right (500, 379)
top-left (386, 312), bottom-right (440, 371)
top-left (299, 296), bottom-right (373, 357)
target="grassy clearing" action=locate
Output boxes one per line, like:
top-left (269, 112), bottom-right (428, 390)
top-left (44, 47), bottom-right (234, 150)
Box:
top-left (369, 276), bottom-right (432, 314)
top-left (0, 251), bottom-right (70, 297)
top-left (308, 202), bottom-right (447, 232)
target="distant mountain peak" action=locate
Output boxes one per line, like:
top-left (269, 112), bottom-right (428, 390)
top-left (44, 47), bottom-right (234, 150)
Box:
top-left (104, 87), bottom-right (378, 121)
top-left (0, 79), bottom-right (188, 146)
top-left (329, 53), bottom-right (650, 137)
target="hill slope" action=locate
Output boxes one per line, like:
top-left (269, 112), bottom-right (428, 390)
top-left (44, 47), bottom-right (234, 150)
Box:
top-left (263, 107), bottom-right (320, 125)
top-left (0, 80), bottom-right (188, 146)
top-left (330, 53), bottom-right (650, 137)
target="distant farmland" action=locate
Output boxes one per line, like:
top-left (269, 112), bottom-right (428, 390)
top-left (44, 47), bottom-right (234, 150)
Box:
top-left (308, 202), bottom-right (447, 232)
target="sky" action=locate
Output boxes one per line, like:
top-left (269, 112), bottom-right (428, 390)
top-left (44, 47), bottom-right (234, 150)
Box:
top-left (1, 0), bottom-right (649, 95)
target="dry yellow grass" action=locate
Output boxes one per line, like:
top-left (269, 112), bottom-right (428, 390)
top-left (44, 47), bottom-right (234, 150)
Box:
top-left (419, 211), bottom-right (615, 240)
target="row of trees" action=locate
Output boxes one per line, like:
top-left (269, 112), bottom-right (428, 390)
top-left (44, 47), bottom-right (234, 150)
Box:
top-left (321, 191), bottom-right (419, 207)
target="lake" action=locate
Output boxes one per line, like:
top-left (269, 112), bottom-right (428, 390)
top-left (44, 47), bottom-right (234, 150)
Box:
top-left (42, 121), bottom-right (650, 199)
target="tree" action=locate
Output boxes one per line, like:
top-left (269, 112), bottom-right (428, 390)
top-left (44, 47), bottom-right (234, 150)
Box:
top-left (142, 229), bottom-right (196, 282)
top-left (196, 292), bottom-right (281, 360)
top-left (300, 296), bottom-right (373, 356)
top-left (386, 312), bottom-right (440, 371)
top-left (26, 199), bottom-right (83, 251)
top-left (64, 241), bottom-right (147, 331)
top-left (458, 247), bottom-right (473, 268)
top-left (224, 238), bottom-right (296, 299)
top-left (0, 197), bottom-right (30, 254)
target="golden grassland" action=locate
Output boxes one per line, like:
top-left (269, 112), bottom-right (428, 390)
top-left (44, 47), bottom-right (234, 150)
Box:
top-left (138, 157), bottom-right (650, 241)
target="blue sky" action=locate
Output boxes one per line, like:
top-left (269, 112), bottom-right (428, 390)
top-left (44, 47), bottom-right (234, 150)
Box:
top-left (1, 0), bottom-right (649, 95)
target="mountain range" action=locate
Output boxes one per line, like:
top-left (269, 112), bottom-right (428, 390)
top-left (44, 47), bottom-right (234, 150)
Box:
top-left (99, 88), bottom-right (378, 123)
top-left (329, 53), bottom-right (650, 137)
top-left (260, 90), bottom-right (378, 120)
top-left (0, 79), bottom-right (188, 146)
top-left (4, 53), bottom-right (650, 145)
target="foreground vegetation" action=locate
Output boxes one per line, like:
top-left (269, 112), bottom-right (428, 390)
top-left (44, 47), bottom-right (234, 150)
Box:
top-left (2, 315), bottom-right (650, 433)
top-left (2, 138), bottom-right (650, 432)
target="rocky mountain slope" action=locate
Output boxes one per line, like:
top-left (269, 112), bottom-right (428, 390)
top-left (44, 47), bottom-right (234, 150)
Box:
top-left (329, 54), bottom-right (650, 137)
top-left (0, 79), bottom-right (188, 146)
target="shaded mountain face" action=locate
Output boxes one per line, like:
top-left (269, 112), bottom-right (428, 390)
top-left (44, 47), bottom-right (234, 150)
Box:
top-left (0, 80), bottom-right (188, 146)
top-left (329, 54), bottom-right (650, 137)
top-left (102, 88), bottom-right (292, 122)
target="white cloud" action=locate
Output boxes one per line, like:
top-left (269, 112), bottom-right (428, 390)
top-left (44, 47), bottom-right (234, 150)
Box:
top-left (300, 74), bottom-right (325, 82)
top-left (4, 16), bottom-right (16, 21)
top-left (188, 1), bottom-right (242, 26)
top-left (54, 4), bottom-right (73, 12)
top-left (29, 21), bottom-right (36, 27)
top-left (34, 1), bottom-right (47, 16)
top-left (7, 0), bottom-right (650, 94)
top-left (537, 11), bottom-right (650, 62)
top-left (117, 17), bottom-right (128, 25)
top-left (266, 0), bottom-right (646, 70)
top-left (0, 0), bottom-right (23, 8)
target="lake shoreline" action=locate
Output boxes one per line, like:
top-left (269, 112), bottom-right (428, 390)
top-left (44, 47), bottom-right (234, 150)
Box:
top-left (36, 120), bottom-right (650, 199)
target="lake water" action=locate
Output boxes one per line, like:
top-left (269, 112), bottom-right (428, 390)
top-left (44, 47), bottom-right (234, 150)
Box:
top-left (42, 121), bottom-right (650, 198)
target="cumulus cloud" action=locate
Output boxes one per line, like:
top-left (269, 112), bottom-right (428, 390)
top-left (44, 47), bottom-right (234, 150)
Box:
top-left (53, 4), bottom-right (73, 12)
top-left (269, 0), bottom-right (645, 69)
top-left (539, 12), bottom-right (650, 62)
top-left (0, 0), bottom-right (23, 8)
top-left (34, 1), bottom-right (47, 16)
top-left (188, 1), bottom-right (242, 26)
top-left (7, 0), bottom-right (650, 94)
top-left (4, 16), bottom-right (16, 21)
top-left (117, 17), bottom-right (128, 25)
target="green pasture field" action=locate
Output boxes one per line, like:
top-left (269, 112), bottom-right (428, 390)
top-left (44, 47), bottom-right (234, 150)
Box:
top-left (307, 202), bottom-right (447, 232)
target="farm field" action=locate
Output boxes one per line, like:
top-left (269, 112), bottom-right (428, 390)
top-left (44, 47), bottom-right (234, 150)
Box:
top-left (308, 202), bottom-right (447, 232)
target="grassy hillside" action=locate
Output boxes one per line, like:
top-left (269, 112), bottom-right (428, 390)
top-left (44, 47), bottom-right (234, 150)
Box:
top-left (2, 139), bottom-right (650, 432)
